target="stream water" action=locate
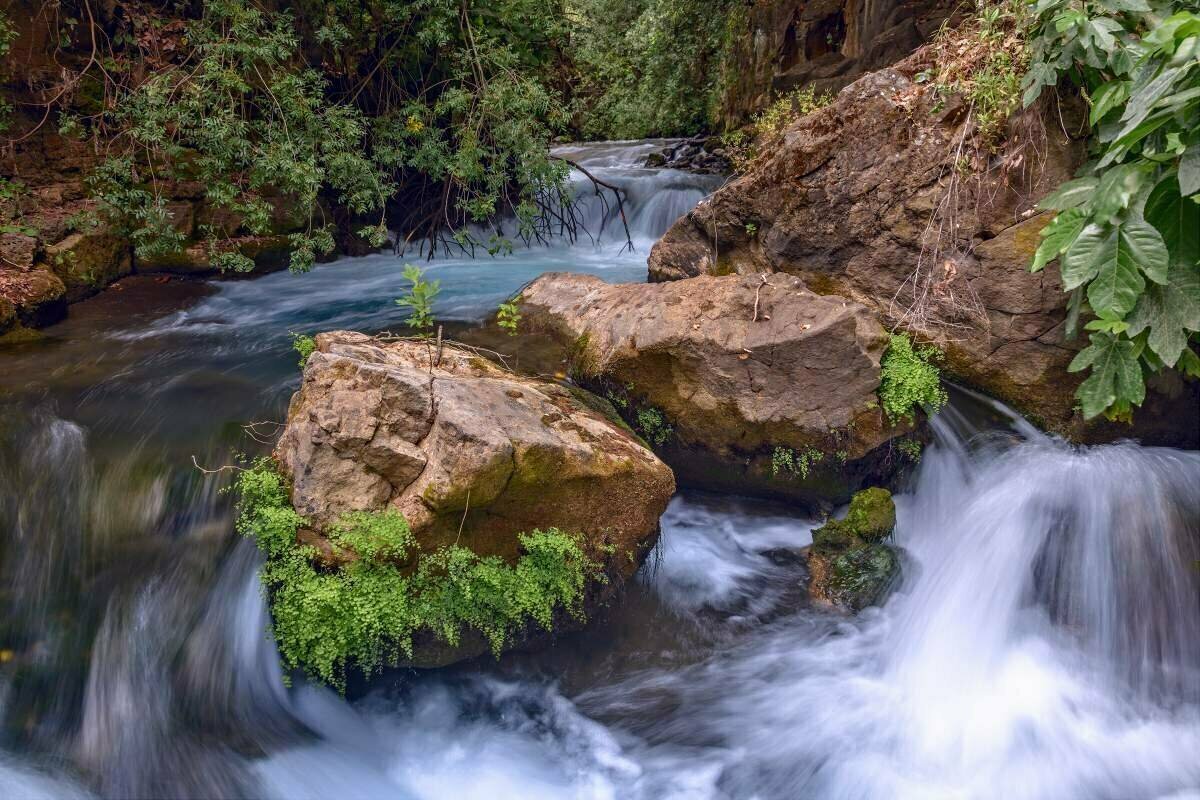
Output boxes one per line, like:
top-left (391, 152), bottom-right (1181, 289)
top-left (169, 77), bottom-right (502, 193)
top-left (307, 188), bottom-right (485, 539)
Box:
top-left (1, 142), bottom-right (1198, 800)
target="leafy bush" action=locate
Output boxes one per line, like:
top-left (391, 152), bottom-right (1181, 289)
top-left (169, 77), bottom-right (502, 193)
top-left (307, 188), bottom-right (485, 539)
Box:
top-left (235, 460), bottom-right (599, 689)
top-left (44, 0), bottom-right (578, 264)
top-left (497, 298), bottom-right (522, 335)
top-left (1023, 0), bottom-right (1200, 420)
top-left (923, 0), bottom-right (1030, 146)
top-left (878, 334), bottom-right (948, 424)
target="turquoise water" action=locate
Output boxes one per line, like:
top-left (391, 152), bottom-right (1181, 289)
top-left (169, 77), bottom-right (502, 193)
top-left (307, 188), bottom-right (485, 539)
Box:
top-left (1, 143), bottom-right (1198, 800)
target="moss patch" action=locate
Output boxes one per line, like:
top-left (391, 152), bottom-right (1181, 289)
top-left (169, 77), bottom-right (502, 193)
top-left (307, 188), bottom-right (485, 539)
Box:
top-left (235, 460), bottom-right (600, 689)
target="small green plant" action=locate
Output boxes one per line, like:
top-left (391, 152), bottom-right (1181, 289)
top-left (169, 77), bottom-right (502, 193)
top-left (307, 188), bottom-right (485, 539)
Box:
top-left (755, 86), bottom-right (832, 139)
top-left (744, 221), bottom-right (758, 236)
top-left (395, 264), bottom-right (440, 331)
top-left (497, 298), bottom-right (522, 336)
top-left (635, 407), bottom-right (673, 447)
top-left (926, 0), bottom-right (1029, 146)
top-left (770, 446), bottom-right (824, 479)
top-left (879, 333), bottom-right (948, 424)
top-left (727, 86), bottom-right (834, 172)
top-left (290, 333), bottom-right (317, 367)
top-left (235, 460), bottom-right (600, 690)
top-left (897, 438), bottom-right (923, 462)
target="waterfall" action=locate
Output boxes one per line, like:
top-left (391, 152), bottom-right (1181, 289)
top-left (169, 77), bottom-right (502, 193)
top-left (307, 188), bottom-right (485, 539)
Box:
top-left (0, 137), bottom-right (1196, 797)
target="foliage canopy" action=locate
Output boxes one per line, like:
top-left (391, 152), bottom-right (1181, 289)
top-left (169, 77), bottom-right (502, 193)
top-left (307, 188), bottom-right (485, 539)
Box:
top-left (1023, 0), bottom-right (1200, 420)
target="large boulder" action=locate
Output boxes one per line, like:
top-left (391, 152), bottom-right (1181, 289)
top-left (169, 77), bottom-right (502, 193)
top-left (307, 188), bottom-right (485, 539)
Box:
top-left (0, 267), bottom-right (67, 329)
top-left (648, 46), bottom-right (1198, 446)
top-left (519, 272), bottom-right (916, 504)
top-left (272, 331), bottom-right (675, 666)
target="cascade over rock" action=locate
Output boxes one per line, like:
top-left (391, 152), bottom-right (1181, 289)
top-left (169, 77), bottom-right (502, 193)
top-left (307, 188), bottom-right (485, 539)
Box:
top-left (649, 47), bottom-right (1199, 446)
top-left (519, 272), bottom-right (916, 504)
top-left (273, 331), bottom-right (674, 663)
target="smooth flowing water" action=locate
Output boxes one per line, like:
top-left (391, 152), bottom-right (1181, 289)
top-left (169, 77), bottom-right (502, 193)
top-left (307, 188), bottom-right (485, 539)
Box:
top-left (1, 143), bottom-right (1198, 800)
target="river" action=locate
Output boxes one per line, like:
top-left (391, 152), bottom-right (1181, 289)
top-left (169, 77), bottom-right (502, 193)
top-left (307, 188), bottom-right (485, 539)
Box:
top-left (0, 142), bottom-right (1197, 800)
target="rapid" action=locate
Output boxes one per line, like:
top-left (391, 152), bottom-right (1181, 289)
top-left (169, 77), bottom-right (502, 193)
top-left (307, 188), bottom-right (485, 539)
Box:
top-left (0, 142), bottom-right (1197, 800)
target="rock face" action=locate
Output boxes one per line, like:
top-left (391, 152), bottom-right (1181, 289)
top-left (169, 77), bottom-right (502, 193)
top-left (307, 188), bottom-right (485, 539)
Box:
top-left (649, 46), bottom-right (1198, 445)
top-left (806, 487), bottom-right (900, 612)
top-left (520, 272), bottom-right (916, 503)
top-left (275, 331), bottom-right (675, 584)
top-left (718, 0), bottom-right (957, 127)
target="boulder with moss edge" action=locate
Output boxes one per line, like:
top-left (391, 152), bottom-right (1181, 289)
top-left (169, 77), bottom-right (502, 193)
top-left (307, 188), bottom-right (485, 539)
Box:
top-left (519, 271), bottom-right (915, 506)
top-left (806, 487), bottom-right (900, 612)
top-left (273, 331), bottom-right (675, 665)
top-left (646, 39), bottom-right (1198, 446)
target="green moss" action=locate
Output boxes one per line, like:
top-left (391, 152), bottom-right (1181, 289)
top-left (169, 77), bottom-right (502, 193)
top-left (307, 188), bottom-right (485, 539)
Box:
top-left (830, 544), bottom-right (899, 608)
top-left (566, 384), bottom-right (647, 446)
top-left (840, 487), bottom-right (896, 543)
top-left (878, 333), bottom-right (948, 424)
top-left (235, 460), bottom-right (599, 690)
top-left (811, 487), bottom-right (896, 550)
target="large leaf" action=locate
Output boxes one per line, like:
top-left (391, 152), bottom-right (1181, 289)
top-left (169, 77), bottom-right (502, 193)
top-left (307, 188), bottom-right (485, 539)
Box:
top-left (1092, 162), bottom-right (1151, 218)
top-left (1032, 208), bottom-right (1088, 272)
top-left (1145, 175), bottom-right (1200, 268)
top-left (1069, 332), bottom-right (1146, 419)
top-left (1129, 176), bottom-right (1200, 364)
top-left (1089, 79), bottom-right (1129, 125)
top-left (1060, 223), bottom-right (1108, 289)
top-left (1085, 224), bottom-right (1146, 317)
top-left (1181, 144), bottom-right (1200, 196)
top-left (1037, 177), bottom-right (1098, 211)
top-left (1119, 217), bottom-right (1169, 285)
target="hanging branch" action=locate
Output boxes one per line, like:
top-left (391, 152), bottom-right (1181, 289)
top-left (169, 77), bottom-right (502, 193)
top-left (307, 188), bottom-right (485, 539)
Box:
top-left (549, 155), bottom-right (635, 253)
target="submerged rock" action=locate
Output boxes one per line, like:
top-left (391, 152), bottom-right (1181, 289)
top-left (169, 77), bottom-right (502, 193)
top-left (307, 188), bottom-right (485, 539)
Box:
top-left (272, 331), bottom-right (675, 667)
top-left (520, 271), bottom-right (913, 505)
top-left (806, 487), bottom-right (900, 612)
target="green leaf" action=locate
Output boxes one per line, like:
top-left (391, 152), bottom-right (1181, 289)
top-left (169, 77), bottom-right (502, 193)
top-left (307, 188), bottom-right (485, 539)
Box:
top-left (1089, 80), bottom-right (1129, 125)
top-left (1119, 218), bottom-right (1169, 285)
top-left (1060, 224), bottom-right (1108, 289)
top-left (1037, 177), bottom-right (1099, 211)
top-left (1128, 176), bottom-right (1200, 365)
top-left (1181, 145), bottom-right (1200, 196)
top-left (1032, 208), bottom-right (1088, 272)
top-left (1072, 332), bottom-right (1146, 419)
top-left (1092, 162), bottom-right (1150, 219)
top-left (1080, 221), bottom-right (1152, 319)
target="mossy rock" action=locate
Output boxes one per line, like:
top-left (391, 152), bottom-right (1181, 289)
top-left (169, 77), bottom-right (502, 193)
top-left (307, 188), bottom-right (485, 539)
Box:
top-left (807, 487), bottom-right (900, 612)
top-left (811, 487), bottom-right (895, 551)
top-left (828, 544), bottom-right (900, 612)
